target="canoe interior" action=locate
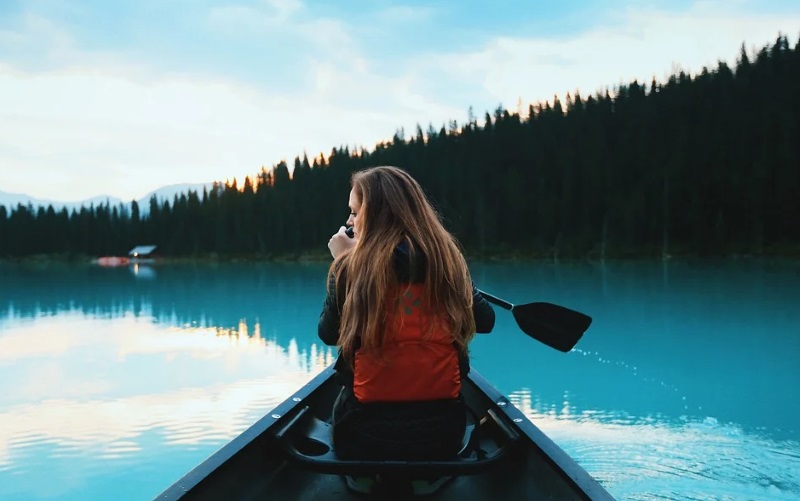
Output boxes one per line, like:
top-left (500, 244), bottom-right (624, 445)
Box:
top-left (156, 367), bottom-right (613, 500)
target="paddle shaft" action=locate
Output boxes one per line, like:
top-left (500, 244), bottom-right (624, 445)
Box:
top-left (476, 289), bottom-right (513, 310)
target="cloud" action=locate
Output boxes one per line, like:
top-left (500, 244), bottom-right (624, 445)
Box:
top-left (0, 11), bottom-right (71, 49)
top-left (207, 4), bottom-right (294, 33)
top-left (263, 0), bottom-right (305, 19)
top-left (0, 60), bottom-right (461, 200)
top-left (0, 61), bottom-right (460, 199)
top-left (0, 1), bottom-right (465, 201)
top-left (206, 3), bottom-right (355, 62)
top-left (410, 2), bottom-right (800, 110)
top-left (373, 4), bottom-right (438, 24)
top-left (1, 0), bottom-right (798, 201)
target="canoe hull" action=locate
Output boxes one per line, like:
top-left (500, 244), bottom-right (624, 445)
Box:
top-left (156, 365), bottom-right (614, 500)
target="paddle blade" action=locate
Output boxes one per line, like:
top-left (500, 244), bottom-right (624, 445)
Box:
top-left (511, 302), bottom-right (592, 352)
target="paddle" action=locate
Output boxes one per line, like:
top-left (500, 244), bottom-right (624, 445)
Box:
top-left (477, 289), bottom-right (591, 352)
top-left (341, 227), bottom-right (591, 351)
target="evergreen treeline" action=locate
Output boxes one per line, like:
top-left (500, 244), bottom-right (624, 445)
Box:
top-left (1, 35), bottom-right (798, 260)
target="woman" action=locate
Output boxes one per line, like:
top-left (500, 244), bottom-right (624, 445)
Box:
top-left (318, 166), bottom-right (495, 468)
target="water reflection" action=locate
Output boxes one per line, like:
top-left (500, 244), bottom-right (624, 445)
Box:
top-left (0, 263), bottom-right (336, 500)
top-left (130, 263), bottom-right (157, 280)
top-left (509, 388), bottom-right (800, 500)
top-left (469, 259), bottom-right (800, 443)
top-left (0, 262), bottom-right (329, 340)
top-left (0, 311), bottom-right (336, 500)
top-left (1, 260), bottom-right (799, 500)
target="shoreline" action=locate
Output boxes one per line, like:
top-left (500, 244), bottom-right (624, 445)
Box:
top-left (2, 248), bottom-right (800, 266)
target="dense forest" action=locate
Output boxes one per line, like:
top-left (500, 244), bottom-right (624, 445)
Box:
top-left (1, 35), bottom-right (798, 260)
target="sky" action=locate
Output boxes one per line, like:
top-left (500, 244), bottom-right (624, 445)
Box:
top-left (1, 0), bottom-right (799, 202)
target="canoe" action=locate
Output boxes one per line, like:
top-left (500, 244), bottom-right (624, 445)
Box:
top-left (155, 365), bottom-right (614, 500)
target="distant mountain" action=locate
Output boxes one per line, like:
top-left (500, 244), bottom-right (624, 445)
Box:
top-left (0, 190), bottom-right (124, 213)
top-left (136, 183), bottom-right (217, 213)
top-left (0, 182), bottom-right (216, 214)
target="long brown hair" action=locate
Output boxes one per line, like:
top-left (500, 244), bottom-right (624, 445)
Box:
top-left (329, 166), bottom-right (476, 364)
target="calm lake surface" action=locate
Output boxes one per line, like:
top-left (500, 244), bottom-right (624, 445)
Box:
top-left (0, 260), bottom-right (798, 500)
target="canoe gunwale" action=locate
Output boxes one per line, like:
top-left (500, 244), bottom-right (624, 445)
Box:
top-left (467, 370), bottom-right (614, 500)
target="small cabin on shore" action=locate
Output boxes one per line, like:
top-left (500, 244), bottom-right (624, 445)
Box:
top-left (128, 245), bottom-right (157, 259)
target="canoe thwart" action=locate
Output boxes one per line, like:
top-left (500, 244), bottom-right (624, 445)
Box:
top-left (273, 405), bottom-right (522, 477)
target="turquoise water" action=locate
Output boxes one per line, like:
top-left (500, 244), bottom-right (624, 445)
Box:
top-left (0, 260), bottom-right (798, 500)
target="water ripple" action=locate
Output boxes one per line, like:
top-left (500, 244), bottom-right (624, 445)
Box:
top-left (523, 408), bottom-right (800, 500)
top-left (0, 371), bottom-right (318, 495)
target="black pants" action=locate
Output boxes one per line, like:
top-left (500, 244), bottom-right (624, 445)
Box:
top-left (332, 386), bottom-right (467, 461)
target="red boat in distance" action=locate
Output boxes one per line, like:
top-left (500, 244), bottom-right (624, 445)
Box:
top-left (96, 256), bottom-right (130, 266)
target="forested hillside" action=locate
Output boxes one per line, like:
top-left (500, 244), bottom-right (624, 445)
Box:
top-left (1, 35), bottom-right (798, 260)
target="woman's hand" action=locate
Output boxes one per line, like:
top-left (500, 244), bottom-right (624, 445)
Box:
top-left (328, 226), bottom-right (356, 258)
